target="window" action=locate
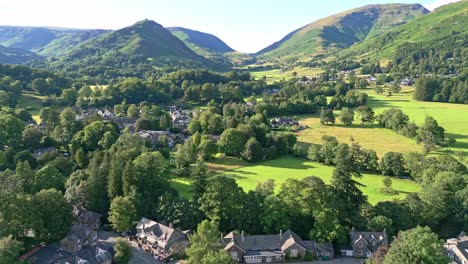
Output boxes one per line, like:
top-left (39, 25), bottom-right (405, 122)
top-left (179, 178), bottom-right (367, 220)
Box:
top-left (290, 249), bottom-right (298, 257)
top-left (230, 251), bottom-right (238, 260)
top-left (358, 250), bottom-right (363, 256)
top-left (358, 242), bottom-right (364, 247)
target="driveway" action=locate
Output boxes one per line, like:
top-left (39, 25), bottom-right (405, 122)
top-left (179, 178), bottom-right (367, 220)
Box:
top-left (99, 231), bottom-right (175, 264)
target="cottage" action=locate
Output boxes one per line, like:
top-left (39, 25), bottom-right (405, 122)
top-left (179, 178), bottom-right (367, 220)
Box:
top-left (445, 231), bottom-right (468, 264)
top-left (170, 109), bottom-right (192, 130)
top-left (343, 229), bottom-right (388, 258)
top-left (136, 218), bottom-right (191, 260)
top-left (313, 242), bottom-right (334, 261)
top-left (223, 230), bottom-right (331, 263)
top-left (33, 147), bottom-right (57, 158)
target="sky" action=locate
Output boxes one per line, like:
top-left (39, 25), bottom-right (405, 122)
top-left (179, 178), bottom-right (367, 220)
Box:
top-left (0, 0), bottom-right (460, 53)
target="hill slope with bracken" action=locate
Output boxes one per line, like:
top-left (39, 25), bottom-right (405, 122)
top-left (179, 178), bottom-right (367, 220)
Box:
top-left (337, 0), bottom-right (468, 60)
top-left (0, 26), bottom-right (107, 57)
top-left (0, 45), bottom-right (43, 64)
top-left (167, 27), bottom-right (234, 56)
top-left (256, 3), bottom-right (428, 63)
top-left (51, 19), bottom-right (218, 72)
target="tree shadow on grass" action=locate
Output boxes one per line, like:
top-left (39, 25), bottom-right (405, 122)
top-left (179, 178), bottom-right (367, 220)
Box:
top-left (259, 157), bottom-right (316, 170)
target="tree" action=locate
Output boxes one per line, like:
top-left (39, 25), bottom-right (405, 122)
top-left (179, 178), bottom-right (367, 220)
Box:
top-left (108, 196), bottom-right (137, 232)
top-left (127, 104), bottom-right (139, 118)
top-left (331, 143), bottom-right (367, 224)
top-left (0, 114), bottom-right (24, 149)
top-left (0, 236), bottom-right (23, 264)
top-left (198, 139), bottom-right (217, 160)
top-left (21, 126), bottom-right (43, 150)
top-left (33, 189), bottom-right (73, 242)
top-left (218, 128), bottom-right (247, 156)
top-left (367, 215), bottom-right (393, 235)
top-left (15, 161), bottom-right (34, 193)
top-left (309, 208), bottom-right (346, 243)
top-left (241, 138), bottom-right (263, 162)
top-left (381, 177), bottom-right (396, 194)
top-left (31, 78), bottom-right (50, 94)
top-left (34, 165), bottom-right (66, 193)
top-left (199, 176), bottom-right (244, 231)
top-left (186, 220), bottom-right (235, 264)
top-left (376, 86), bottom-right (384, 94)
top-left (380, 152), bottom-right (405, 176)
top-left (114, 238), bottom-right (132, 264)
top-left (356, 106), bottom-right (375, 124)
top-left (383, 226), bottom-right (449, 264)
top-left (320, 108), bottom-right (335, 125)
top-left (340, 107), bottom-right (354, 126)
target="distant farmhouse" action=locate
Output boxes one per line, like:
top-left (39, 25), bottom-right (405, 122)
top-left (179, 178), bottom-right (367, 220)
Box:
top-left (222, 230), bottom-right (334, 263)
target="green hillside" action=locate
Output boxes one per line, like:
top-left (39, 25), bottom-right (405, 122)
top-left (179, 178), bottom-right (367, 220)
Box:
top-left (257, 3), bottom-right (428, 63)
top-left (339, 0), bottom-right (468, 59)
top-left (168, 27), bottom-right (234, 56)
top-left (0, 45), bottom-right (42, 64)
top-left (0, 26), bottom-right (107, 57)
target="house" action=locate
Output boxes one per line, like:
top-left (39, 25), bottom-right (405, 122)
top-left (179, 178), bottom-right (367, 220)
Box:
top-left (445, 231), bottom-right (468, 264)
top-left (58, 245), bottom-right (113, 264)
top-left (60, 224), bottom-right (98, 253)
top-left (29, 243), bottom-right (113, 264)
top-left (270, 117), bottom-right (305, 130)
top-left (136, 218), bottom-right (191, 260)
top-left (60, 206), bottom-right (101, 253)
top-left (136, 130), bottom-right (186, 149)
top-left (344, 229), bottom-right (388, 258)
top-left (313, 242), bottom-right (334, 261)
top-left (73, 205), bottom-right (102, 230)
top-left (223, 230), bottom-right (333, 263)
top-left (170, 109), bottom-right (192, 130)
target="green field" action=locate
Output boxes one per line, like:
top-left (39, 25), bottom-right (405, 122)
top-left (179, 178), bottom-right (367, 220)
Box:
top-left (170, 156), bottom-right (420, 205)
top-left (297, 87), bottom-right (468, 159)
top-left (250, 67), bottom-right (323, 83)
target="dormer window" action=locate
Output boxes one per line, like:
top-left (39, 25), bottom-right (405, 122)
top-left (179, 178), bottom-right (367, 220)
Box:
top-left (358, 242), bottom-right (364, 247)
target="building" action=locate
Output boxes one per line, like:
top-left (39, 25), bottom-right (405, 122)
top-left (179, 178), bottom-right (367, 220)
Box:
top-left (136, 218), bottom-right (191, 260)
top-left (30, 243), bottom-right (113, 264)
top-left (170, 108), bottom-right (192, 130)
top-left (223, 230), bottom-right (333, 263)
top-left (60, 224), bottom-right (98, 253)
top-left (60, 206), bottom-right (101, 253)
top-left (445, 231), bottom-right (468, 264)
top-left (342, 229), bottom-right (388, 258)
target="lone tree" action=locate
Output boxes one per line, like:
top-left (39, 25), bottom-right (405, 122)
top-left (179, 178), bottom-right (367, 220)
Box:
top-left (320, 108), bottom-right (335, 125)
top-left (383, 226), bottom-right (449, 264)
top-left (381, 177), bottom-right (396, 195)
top-left (340, 107), bottom-right (354, 126)
top-left (356, 105), bottom-right (375, 124)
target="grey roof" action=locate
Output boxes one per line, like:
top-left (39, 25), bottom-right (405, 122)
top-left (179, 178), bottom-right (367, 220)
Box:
top-left (224, 230), bottom-right (306, 253)
top-left (62, 225), bottom-right (94, 243)
top-left (314, 242), bottom-right (334, 254)
top-left (244, 250), bottom-right (284, 256)
top-left (136, 217), bottom-right (189, 245)
top-left (350, 230), bottom-right (388, 246)
top-left (30, 244), bottom-right (112, 264)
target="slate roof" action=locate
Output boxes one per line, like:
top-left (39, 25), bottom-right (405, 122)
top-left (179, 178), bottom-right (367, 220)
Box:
top-left (223, 230), bottom-right (306, 253)
top-left (30, 243), bottom-right (112, 264)
top-left (314, 242), bottom-right (334, 254)
top-left (350, 230), bottom-right (388, 246)
top-left (446, 231), bottom-right (468, 262)
top-left (136, 217), bottom-right (189, 246)
top-left (62, 225), bottom-right (94, 244)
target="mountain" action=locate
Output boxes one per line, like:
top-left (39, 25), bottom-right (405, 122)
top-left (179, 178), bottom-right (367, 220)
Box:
top-left (168, 27), bottom-right (234, 56)
top-left (0, 45), bottom-right (43, 64)
top-left (0, 26), bottom-right (107, 57)
top-left (257, 3), bottom-right (429, 62)
top-left (338, 0), bottom-right (468, 60)
top-left (53, 19), bottom-right (213, 72)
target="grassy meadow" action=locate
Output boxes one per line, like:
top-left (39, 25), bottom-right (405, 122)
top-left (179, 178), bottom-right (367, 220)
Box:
top-left (297, 87), bottom-right (468, 158)
top-left (250, 67), bottom-right (323, 83)
top-left (170, 156), bottom-right (420, 205)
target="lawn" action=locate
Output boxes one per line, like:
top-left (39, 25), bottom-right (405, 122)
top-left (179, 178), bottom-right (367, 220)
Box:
top-left (17, 92), bottom-right (47, 123)
top-left (170, 156), bottom-right (420, 205)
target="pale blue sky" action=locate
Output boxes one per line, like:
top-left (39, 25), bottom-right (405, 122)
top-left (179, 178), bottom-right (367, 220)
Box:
top-left (0, 0), bottom-right (459, 52)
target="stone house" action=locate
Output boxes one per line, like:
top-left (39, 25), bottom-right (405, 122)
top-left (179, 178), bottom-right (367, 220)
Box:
top-left (223, 230), bottom-right (332, 263)
top-left (346, 229), bottom-right (388, 258)
top-left (60, 224), bottom-right (98, 253)
top-left (136, 218), bottom-right (191, 260)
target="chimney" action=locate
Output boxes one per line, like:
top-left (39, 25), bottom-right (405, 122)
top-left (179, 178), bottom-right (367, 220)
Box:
top-left (241, 230), bottom-right (245, 241)
top-left (169, 223), bottom-right (173, 229)
top-left (279, 230), bottom-right (282, 238)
